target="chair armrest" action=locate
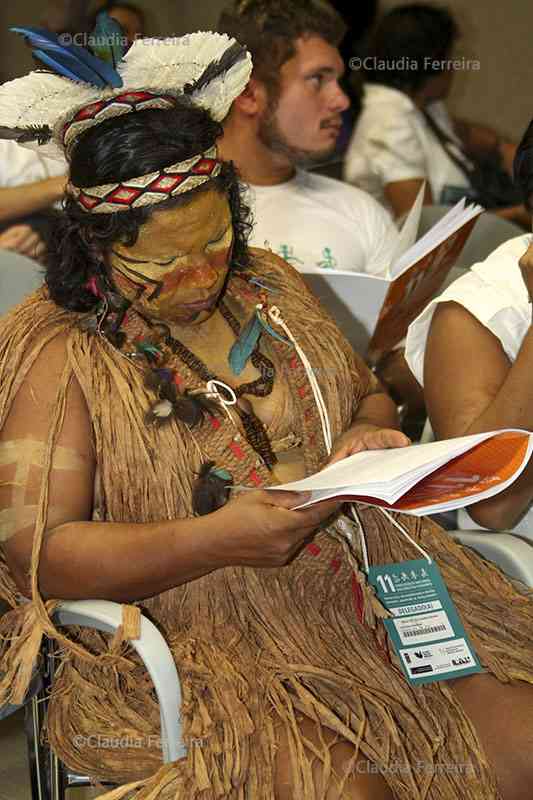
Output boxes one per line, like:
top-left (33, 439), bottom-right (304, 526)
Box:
top-left (53, 599), bottom-right (186, 762)
top-left (449, 530), bottom-right (533, 587)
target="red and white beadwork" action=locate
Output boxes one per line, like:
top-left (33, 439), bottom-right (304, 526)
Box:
top-left (62, 90), bottom-right (176, 155)
top-left (67, 145), bottom-right (222, 213)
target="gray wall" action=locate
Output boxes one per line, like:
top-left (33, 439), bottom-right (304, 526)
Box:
top-left (0, 1), bottom-right (531, 140)
top-left (381, 0), bottom-right (533, 141)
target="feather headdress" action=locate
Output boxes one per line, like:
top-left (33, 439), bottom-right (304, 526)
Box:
top-left (0, 30), bottom-right (252, 161)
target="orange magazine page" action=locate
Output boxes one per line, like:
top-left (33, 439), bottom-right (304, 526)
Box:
top-left (367, 216), bottom-right (478, 364)
top-left (391, 431), bottom-right (530, 511)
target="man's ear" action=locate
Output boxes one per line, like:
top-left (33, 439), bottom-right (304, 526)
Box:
top-left (232, 78), bottom-right (269, 117)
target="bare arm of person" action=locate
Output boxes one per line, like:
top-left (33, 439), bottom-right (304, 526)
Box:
top-left (1, 334), bottom-right (339, 602)
top-left (424, 301), bottom-right (533, 529)
top-left (384, 178), bottom-right (433, 220)
top-left (328, 370), bottom-right (410, 465)
top-left (0, 225), bottom-right (46, 260)
top-left (0, 176), bottom-right (65, 224)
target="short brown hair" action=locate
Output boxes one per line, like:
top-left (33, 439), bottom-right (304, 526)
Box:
top-left (217, 0), bottom-right (346, 97)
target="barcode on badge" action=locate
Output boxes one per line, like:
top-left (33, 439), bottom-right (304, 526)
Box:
top-left (404, 624), bottom-right (446, 637)
top-left (393, 610), bottom-right (454, 645)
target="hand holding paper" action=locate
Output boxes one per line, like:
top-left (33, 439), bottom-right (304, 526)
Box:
top-left (270, 430), bottom-right (533, 516)
top-left (327, 425), bottom-right (410, 466)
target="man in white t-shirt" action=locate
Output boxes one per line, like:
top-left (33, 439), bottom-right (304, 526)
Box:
top-left (0, 140), bottom-right (67, 259)
top-left (216, 1), bottom-right (398, 277)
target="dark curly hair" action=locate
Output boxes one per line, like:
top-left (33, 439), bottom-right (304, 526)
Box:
top-left (366, 4), bottom-right (459, 94)
top-left (45, 98), bottom-right (252, 312)
top-left (514, 119), bottom-right (533, 213)
top-left (217, 0), bottom-right (346, 102)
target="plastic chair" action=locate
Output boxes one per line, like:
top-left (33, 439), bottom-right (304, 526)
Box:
top-left (2, 599), bottom-right (186, 800)
top-left (0, 248), bottom-right (44, 315)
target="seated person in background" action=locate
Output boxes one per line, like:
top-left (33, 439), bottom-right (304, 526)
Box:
top-left (90, 0), bottom-right (145, 48)
top-left (344, 4), bottom-right (528, 227)
top-left (217, 0), bottom-right (399, 276)
top-left (405, 117), bottom-right (533, 535)
top-left (0, 139), bottom-right (66, 259)
top-left (4, 31), bottom-right (533, 800)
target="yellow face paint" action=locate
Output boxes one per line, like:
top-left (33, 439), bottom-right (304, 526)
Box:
top-left (109, 188), bottom-right (234, 325)
top-left (0, 439), bottom-right (87, 542)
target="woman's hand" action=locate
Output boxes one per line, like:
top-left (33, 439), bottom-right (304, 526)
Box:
top-left (213, 489), bottom-right (341, 568)
top-left (327, 423), bottom-right (411, 466)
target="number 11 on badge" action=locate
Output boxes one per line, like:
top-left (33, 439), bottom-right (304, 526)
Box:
top-left (368, 559), bottom-right (483, 685)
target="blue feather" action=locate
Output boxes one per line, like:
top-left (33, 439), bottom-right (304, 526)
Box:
top-left (91, 12), bottom-right (128, 69)
top-left (32, 49), bottom-right (107, 87)
top-left (11, 26), bottom-right (123, 88)
top-left (256, 311), bottom-right (292, 345)
top-left (228, 311), bottom-right (263, 376)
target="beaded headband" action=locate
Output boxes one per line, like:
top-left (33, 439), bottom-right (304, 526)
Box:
top-left (67, 144), bottom-right (222, 213)
top-left (62, 90), bottom-right (176, 155)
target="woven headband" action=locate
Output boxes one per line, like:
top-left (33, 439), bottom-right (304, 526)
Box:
top-left (67, 144), bottom-right (222, 213)
top-left (62, 90), bottom-right (176, 156)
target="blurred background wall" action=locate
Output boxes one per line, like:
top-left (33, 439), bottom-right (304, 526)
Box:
top-left (0, 0), bottom-right (530, 141)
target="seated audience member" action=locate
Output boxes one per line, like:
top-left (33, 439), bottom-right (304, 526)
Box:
top-left (4, 30), bottom-right (533, 800)
top-left (405, 118), bottom-right (533, 534)
top-left (344, 4), bottom-right (527, 226)
top-left (90, 0), bottom-right (145, 48)
top-left (217, 0), bottom-right (399, 276)
top-left (0, 139), bottom-right (66, 259)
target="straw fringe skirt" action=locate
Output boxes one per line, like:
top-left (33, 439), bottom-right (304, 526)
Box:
top-left (32, 508), bottom-right (533, 800)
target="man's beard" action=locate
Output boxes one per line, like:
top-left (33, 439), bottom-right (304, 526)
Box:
top-left (257, 105), bottom-right (337, 168)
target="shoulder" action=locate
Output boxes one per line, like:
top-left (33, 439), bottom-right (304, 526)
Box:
top-left (298, 170), bottom-right (394, 219)
top-left (357, 84), bottom-right (418, 132)
top-left (0, 290), bottom-right (80, 382)
top-left (248, 246), bottom-right (312, 293)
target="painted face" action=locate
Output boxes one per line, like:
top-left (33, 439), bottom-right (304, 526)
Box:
top-left (258, 35), bottom-right (349, 166)
top-left (109, 188), bottom-right (234, 325)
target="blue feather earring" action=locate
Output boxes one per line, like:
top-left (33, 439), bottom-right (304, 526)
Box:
top-left (228, 305), bottom-right (292, 375)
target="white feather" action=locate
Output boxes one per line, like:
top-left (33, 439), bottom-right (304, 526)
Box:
top-left (119, 32), bottom-right (252, 120)
top-left (0, 72), bottom-right (100, 158)
top-left (0, 32), bottom-right (252, 158)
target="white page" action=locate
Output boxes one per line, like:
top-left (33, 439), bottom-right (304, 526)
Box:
top-left (391, 200), bottom-right (483, 278)
top-left (278, 431), bottom-right (500, 490)
top-left (371, 182), bottom-right (425, 277)
top-left (270, 430), bottom-right (530, 506)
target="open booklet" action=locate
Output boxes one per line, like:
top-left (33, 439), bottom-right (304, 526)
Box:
top-left (301, 186), bottom-right (484, 363)
top-left (268, 430), bottom-right (533, 516)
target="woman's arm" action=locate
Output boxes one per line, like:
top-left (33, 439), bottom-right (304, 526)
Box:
top-left (424, 300), bottom-right (533, 529)
top-left (2, 333), bottom-right (339, 602)
top-left (0, 176), bottom-right (65, 224)
top-left (328, 383), bottom-right (410, 465)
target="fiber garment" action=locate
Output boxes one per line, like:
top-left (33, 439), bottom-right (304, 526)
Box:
top-left (1, 250), bottom-right (532, 799)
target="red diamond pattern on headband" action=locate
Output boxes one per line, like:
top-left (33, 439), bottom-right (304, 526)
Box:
top-left (68, 146), bottom-right (222, 213)
top-left (62, 91), bottom-right (176, 154)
